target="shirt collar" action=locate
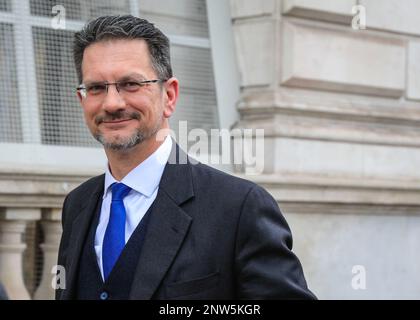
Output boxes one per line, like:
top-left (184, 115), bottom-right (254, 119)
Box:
top-left (103, 135), bottom-right (173, 199)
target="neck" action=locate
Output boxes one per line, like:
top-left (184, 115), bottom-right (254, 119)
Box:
top-left (105, 134), bottom-right (166, 181)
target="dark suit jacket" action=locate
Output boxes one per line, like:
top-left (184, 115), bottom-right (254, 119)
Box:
top-left (56, 144), bottom-right (315, 299)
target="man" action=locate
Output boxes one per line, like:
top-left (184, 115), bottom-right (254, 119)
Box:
top-left (56, 15), bottom-right (315, 300)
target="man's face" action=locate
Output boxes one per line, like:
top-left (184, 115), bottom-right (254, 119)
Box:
top-left (79, 39), bottom-right (178, 150)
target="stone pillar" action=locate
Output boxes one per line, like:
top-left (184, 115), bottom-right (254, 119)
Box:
top-left (33, 209), bottom-right (62, 300)
top-left (0, 208), bottom-right (41, 300)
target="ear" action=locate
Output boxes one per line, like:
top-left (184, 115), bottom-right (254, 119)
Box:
top-left (76, 90), bottom-right (83, 104)
top-left (163, 77), bottom-right (179, 118)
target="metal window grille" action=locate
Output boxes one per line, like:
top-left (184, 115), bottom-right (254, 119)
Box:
top-left (30, 0), bottom-right (131, 20)
top-left (0, 23), bottom-right (22, 143)
top-left (0, 0), bottom-right (11, 12)
top-left (33, 26), bottom-right (98, 146)
top-left (0, 0), bottom-right (219, 147)
top-left (170, 45), bottom-right (218, 134)
top-left (139, 0), bottom-right (209, 38)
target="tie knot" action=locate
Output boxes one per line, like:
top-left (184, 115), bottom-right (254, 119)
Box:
top-left (111, 183), bottom-right (132, 201)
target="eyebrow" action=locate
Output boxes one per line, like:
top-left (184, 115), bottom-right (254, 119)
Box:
top-left (83, 73), bottom-right (148, 85)
top-left (119, 73), bottom-right (148, 81)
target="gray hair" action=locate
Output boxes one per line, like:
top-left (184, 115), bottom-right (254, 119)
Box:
top-left (74, 15), bottom-right (172, 84)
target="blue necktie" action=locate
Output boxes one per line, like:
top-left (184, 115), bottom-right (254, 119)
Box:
top-left (102, 182), bottom-right (132, 280)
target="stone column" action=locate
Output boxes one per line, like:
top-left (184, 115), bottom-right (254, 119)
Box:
top-left (33, 208), bottom-right (62, 300)
top-left (0, 208), bottom-right (41, 300)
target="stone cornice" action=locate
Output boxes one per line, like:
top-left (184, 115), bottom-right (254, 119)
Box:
top-left (234, 89), bottom-right (420, 147)
top-left (238, 89), bottom-right (420, 125)
top-left (1, 171), bottom-right (419, 210)
top-left (0, 172), bottom-right (95, 209)
top-left (280, 202), bottom-right (420, 215)
top-left (238, 173), bottom-right (420, 206)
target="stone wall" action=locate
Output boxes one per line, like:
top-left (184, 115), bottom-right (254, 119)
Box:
top-left (230, 0), bottom-right (420, 299)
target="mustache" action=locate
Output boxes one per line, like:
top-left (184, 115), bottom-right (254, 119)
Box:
top-left (95, 111), bottom-right (141, 125)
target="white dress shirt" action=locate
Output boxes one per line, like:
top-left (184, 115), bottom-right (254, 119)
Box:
top-left (94, 135), bottom-right (172, 280)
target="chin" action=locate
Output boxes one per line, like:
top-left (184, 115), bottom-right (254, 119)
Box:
top-left (95, 130), bottom-right (146, 151)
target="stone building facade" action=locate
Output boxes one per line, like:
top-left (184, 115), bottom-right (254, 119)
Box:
top-left (0, 0), bottom-right (419, 299)
top-left (231, 0), bottom-right (420, 299)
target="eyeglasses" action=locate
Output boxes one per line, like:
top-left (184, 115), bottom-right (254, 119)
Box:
top-left (76, 79), bottom-right (166, 100)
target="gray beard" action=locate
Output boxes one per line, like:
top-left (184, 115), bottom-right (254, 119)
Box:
top-left (94, 112), bottom-right (164, 151)
top-left (95, 129), bottom-right (146, 151)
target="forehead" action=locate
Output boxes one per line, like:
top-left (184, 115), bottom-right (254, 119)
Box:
top-left (81, 39), bottom-right (155, 82)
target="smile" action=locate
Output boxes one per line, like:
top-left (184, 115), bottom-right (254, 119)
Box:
top-left (102, 119), bottom-right (133, 124)
top-left (100, 119), bottom-right (135, 128)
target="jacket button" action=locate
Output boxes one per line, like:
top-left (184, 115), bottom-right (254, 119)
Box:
top-left (100, 291), bottom-right (109, 300)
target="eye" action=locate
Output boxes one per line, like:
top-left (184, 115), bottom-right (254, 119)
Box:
top-left (119, 81), bottom-right (141, 92)
top-left (86, 84), bottom-right (107, 94)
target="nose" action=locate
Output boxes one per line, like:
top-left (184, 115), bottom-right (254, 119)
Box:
top-left (101, 83), bottom-right (126, 112)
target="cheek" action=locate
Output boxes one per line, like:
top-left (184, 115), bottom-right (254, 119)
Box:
top-left (131, 97), bottom-right (160, 116)
top-left (82, 105), bottom-right (98, 124)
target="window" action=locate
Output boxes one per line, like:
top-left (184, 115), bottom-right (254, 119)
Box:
top-left (0, 23), bottom-right (22, 143)
top-left (139, 0), bottom-right (219, 135)
top-left (0, 0), bottom-right (219, 152)
top-left (0, 0), bottom-right (11, 12)
top-left (33, 27), bottom-right (95, 146)
top-left (170, 45), bottom-right (218, 133)
top-left (30, 0), bottom-right (131, 19)
top-left (139, 0), bottom-right (209, 38)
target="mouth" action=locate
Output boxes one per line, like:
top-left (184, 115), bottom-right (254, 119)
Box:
top-left (95, 111), bottom-right (141, 127)
top-left (100, 118), bottom-right (136, 129)
top-left (102, 119), bottom-right (133, 124)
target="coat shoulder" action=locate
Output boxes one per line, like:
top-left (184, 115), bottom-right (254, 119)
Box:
top-left (64, 174), bottom-right (104, 207)
top-left (190, 162), bottom-right (260, 197)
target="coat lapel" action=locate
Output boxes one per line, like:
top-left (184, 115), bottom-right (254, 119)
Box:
top-left (62, 177), bottom-right (104, 299)
top-left (129, 144), bottom-right (195, 299)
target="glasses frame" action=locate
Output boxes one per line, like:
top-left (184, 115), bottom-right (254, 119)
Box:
top-left (76, 79), bottom-right (167, 99)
